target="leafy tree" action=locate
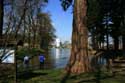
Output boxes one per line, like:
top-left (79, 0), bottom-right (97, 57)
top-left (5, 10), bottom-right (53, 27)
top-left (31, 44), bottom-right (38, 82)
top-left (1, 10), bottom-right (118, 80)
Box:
top-left (110, 0), bottom-right (125, 50)
top-left (37, 13), bottom-right (56, 50)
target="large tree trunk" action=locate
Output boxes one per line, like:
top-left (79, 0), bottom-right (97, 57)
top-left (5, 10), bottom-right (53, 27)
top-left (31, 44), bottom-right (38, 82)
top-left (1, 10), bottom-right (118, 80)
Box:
top-left (0, 0), bottom-right (3, 38)
top-left (66, 0), bottom-right (90, 74)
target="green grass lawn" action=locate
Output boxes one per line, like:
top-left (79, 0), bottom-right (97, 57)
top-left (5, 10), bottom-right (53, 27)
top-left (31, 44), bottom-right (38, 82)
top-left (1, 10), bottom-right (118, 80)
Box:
top-left (17, 68), bottom-right (125, 83)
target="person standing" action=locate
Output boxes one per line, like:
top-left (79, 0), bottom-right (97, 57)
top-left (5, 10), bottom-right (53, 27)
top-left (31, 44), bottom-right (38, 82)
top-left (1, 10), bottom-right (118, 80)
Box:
top-left (23, 55), bottom-right (29, 68)
top-left (39, 54), bottom-right (45, 69)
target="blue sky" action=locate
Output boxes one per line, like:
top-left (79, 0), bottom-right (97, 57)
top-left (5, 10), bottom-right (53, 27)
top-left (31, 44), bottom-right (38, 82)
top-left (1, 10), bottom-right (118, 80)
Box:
top-left (43, 0), bottom-right (73, 42)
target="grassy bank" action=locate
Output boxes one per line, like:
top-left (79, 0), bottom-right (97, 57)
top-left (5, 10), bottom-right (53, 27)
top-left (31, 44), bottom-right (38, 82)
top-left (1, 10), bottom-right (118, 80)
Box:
top-left (17, 68), bottom-right (125, 83)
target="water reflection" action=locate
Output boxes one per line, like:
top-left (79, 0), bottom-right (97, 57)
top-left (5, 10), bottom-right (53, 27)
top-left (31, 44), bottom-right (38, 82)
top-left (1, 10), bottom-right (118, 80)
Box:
top-left (55, 48), bottom-right (60, 59)
top-left (17, 48), bottom-right (70, 69)
top-left (50, 48), bottom-right (70, 69)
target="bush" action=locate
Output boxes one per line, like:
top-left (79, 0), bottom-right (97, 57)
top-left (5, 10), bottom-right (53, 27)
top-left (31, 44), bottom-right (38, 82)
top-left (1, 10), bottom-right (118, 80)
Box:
top-left (16, 48), bottom-right (44, 60)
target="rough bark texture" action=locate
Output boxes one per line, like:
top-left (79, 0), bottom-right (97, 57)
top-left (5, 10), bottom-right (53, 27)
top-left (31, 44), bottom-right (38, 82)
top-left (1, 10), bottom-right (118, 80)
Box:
top-left (66, 0), bottom-right (90, 74)
top-left (0, 0), bottom-right (3, 38)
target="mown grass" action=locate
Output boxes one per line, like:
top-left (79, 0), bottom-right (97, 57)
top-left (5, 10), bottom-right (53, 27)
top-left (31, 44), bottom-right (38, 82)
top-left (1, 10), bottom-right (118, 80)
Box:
top-left (17, 69), bottom-right (64, 83)
top-left (16, 68), bottom-right (125, 83)
top-left (0, 75), bottom-right (14, 83)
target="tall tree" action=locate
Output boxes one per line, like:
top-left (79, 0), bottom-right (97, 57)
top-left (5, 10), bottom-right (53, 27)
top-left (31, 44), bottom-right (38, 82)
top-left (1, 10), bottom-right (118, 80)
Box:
top-left (0, 0), bottom-right (4, 38)
top-left (61, 0), bottom-right (90, 73)
top-left (37, 13), bottom-right (56, 50)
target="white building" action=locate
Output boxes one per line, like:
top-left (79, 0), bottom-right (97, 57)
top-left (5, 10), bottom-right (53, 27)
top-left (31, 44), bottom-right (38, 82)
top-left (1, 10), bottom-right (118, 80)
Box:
top-left (55, 38), bottom-right (61, 47)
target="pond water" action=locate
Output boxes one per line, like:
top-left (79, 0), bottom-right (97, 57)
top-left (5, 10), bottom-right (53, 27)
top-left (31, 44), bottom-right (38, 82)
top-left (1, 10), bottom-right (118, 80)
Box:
top-left (2, 48), bottom-right (107, 69)
top-left (48, 48), bottom-right (107, 69)
top-left (49, 48), bottom-right (70, 68)
top-left (19, 48), bottom-right (71, 69)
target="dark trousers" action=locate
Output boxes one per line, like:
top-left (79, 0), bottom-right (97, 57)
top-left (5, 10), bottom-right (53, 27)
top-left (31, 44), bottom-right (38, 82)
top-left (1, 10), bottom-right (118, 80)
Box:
top-left (24, 60), bottom-right (29, 68)
top-left (40, 62), bottom-right (44, 69)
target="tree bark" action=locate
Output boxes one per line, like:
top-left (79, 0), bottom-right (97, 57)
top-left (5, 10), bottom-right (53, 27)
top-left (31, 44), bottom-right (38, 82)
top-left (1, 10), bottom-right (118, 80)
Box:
top-left (66, 0), bottom-right (90, 74)
top-left (0, 0), bottom-right (3, 38)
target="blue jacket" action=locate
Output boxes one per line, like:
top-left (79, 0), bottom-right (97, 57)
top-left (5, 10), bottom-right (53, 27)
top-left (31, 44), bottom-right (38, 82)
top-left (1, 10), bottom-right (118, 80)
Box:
top-left (39, 55), bottom-right (45, 62)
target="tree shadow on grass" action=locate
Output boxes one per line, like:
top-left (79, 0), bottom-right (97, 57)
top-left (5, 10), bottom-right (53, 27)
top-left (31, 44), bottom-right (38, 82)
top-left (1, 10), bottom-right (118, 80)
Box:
top-left (77, 67), bottom-right (114, 83)
top-left (17, 71), bottom-right (48, 80)
top-left (77, 74), bottom-right (114, 83)
top-left (60, 50), bottom-right (123, 83)
top-left (60, 70), bottom-right (71, 83)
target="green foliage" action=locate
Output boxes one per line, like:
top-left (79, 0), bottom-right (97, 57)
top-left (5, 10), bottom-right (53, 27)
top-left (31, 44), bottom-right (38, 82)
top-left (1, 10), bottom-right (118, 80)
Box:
top-left (30, 48), bottom-right (44, 55)
top-left (43, 0), bottom-right (48, 3)
top-left (16, 48), bottom-right (44, 60)
top-left (87, 0), bottom-right (101, 27)
top-left (37, 13), bottom-right (56, 49)
top-left (60, 0), bottom-right (73, 11)
top-left (87, 0), bottom-right (125, 50)
top-left (16, 48), bottom-right (30, 59)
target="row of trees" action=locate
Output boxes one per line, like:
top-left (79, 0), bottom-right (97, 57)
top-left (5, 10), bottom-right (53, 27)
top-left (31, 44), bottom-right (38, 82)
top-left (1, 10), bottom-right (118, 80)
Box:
top-left (0, 0), bottom-right (55, 49)
top-left (0, 0), bottom-right (55, 63)
top-left (88, 0), bottom-right (125, 50)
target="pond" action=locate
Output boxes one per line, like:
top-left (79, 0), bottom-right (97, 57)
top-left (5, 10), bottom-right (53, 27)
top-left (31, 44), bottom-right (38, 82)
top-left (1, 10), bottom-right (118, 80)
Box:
top-left (17, 48), bottom-right (71, 70)
top-left (49, 48), bottom-right (70, 68)
top-left (1, 48), bottom-right (108, 70)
